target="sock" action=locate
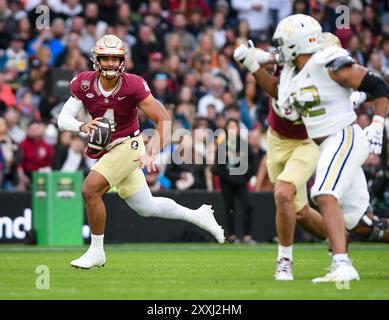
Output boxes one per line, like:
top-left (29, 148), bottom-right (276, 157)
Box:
top-left (332, 253), bottom-right (350, 265)
top-left (125, 186), bottom-right (197, 222)
top-left (89, 234), bottom-right (104, 253)
top-left (277, 244), bottom-right (293, 261)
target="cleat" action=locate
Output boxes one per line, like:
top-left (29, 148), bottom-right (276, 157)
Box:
top-left (70, 250), bottom-right (106, 269)
top-left (192, 205), bottom-right (225, 243)
top-left (275, 257), bottom-right (294, 281)
top-left (312, 262), bottom-right (360, 283)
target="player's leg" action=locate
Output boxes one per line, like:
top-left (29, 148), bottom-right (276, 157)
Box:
top-left (82, 171), bottom-right (111, 234)
top-left (118, 163), bottom-right (225, 243)
top-left (311, 125), bottom-right (369, 282)
top-left (338, 169), bottom-right (389, 242)
top-left (296, 205), bottom-right (327, 241)
top-left (269, 131), bottom-right (320, 280)
top-left (122, 182), bottom-right (225, 243)
top-left (352, 211), bottom-right (389, 242)
top-left (71, 137), bottom-right (147, 269)
top-left (266, 130), bottom-right (297, 280)
top-left (71, 170), bottom-right (110, 269)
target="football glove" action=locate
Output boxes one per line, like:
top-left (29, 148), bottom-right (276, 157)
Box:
top-left (364, 115), bottom-right (385, 155)
top-left (279, 105), bottom-right (301, 122)
top-left (350, 91), bottom-right (367, 109)
top-left (233, 40), bottom-right (273, 73)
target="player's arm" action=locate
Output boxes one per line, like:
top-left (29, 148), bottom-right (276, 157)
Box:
top-left (329, 63), bottom-right (389, 154)
top-left (57, 96), bottom-right (102, 134)
top-left (234, 41), bottom-right (279, 99)
top-left (251, 66), bottom-right (279, 99)
top-left (138, 95), bottom-right (171, 171)
top-left (329, 64), bottom-right (389, 118)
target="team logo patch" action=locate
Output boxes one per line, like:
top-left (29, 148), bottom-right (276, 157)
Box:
top-left (86, 93), bottom-right (94, 98)
top-left (131, 141), bottom-right (139, 150)
top-left (81, 80), bottom-right (90, 91)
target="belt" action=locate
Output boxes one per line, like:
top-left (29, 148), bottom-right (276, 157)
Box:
top-left (106, 130), bottom-right (141, 151)
top-left (128, 129), bottom-right (140, 138)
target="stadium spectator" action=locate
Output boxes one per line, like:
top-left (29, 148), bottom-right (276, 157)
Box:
top-left (232, 0), bottom-right (270, 42)
top-left (213, 118), bottom-right (255, 243)
top-left (52, 134), bottom-right (88, 174)
top-left (18, 121), bottom-right (54, 189)
top-left (0, 34), bottom-right (28, 76)
top-left (0, 72), bottom-right (16, 109)
top-left (169, 0), bottom-right (212, 20)
top-left (168, 11), bottom-right (196, 60)
top-left (27, 29), bottom-right (64, 67)
top-left (98, 0), bottom-right (119, 25)
top-left (59, 0), bottom-right (83, 20)
top-left (3, 108), bottom-right (24, 144)
top-left (197, 76), bottom-right (225, 117)
top-left (131, 23), bottom-right (162, 76)
top-left (83, 2), bottom-right (108, 38)
top-left (0, 117), bottom-right (15, 188)
top-left (78, 18), bottom-right (98, 56)
top-left (235, 19), bottom-right (250, 46)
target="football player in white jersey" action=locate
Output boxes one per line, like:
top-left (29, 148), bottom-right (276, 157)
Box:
top-left (234, 15), bottom-right (389, 282)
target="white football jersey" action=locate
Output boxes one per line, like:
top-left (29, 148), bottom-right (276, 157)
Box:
top-left (277, 46), bottom-right (356, 138)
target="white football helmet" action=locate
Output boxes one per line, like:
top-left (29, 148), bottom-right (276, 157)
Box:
top-left (272, 14), bottom-right (323, 67)
top-left (91, 35), bottom-right (127, 78)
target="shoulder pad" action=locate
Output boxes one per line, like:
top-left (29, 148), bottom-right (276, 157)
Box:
top-left (313, 46), bottom-right (349, 65)
top-left (325, 55), bottom-right (354, 72)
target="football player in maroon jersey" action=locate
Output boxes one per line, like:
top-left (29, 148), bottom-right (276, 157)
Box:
top-left (58, 35), bottom-right (224, 269)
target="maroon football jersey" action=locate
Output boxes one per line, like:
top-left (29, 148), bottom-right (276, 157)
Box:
top-left (70, 71), bottom-right (151, 143)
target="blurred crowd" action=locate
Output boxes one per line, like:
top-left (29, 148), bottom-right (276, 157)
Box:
top-left (1, 0), bottom-right (389, 217)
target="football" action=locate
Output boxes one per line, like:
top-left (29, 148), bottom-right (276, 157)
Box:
top-left (87, 117), bottom-right (112, 154)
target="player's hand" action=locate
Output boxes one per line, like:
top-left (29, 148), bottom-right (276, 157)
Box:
top-left (350, 91), bottom-right (367, 109)
top-left (140, 150), bottom-right (157, 173)
top-left (280, 105), bottom-right (300, 121)
top-left (364, 115), bottom-right (385, 155)
top-left (80, 117), bottom-right (104, 134)
top-left (233, 40), bottom-right (260, 73)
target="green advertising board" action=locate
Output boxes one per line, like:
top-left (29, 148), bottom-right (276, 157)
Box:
top-left (32, 171), bottom-right (84, 246)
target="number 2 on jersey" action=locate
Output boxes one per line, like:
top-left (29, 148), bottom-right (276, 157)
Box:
top-left (103, 109), bottom-right (116, 132)
top-left (291, 86), bottom-right (326, 117)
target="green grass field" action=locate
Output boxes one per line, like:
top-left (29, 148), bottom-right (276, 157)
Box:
top-left (0, 243), bottom-right (388, 300)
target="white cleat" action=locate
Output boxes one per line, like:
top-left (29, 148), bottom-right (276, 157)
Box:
top-left (275, 258), bottom-right (294, 281)
top-left (192, 205), bottom-right (225, 243)
top-left (70, 250), bottom-right (106, 269)
top-left (312, 262), bottom-right (360, 283)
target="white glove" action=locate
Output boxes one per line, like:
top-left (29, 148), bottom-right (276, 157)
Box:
top-left (233, 40), bottom-right (260, 73)
top-left (364, 115), bottom-right (385, 154)
top-left (280, 105), bottom-right (301, 122)
top-left (254, 48), bottom-right (272, 65)
top-left (350, 91), bottom-right (367, 109)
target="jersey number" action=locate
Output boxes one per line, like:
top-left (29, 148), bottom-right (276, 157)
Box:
top-left (103, 109), bottom-right (116, 132)
top-left (291, 86), bottom-right (326, 117)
